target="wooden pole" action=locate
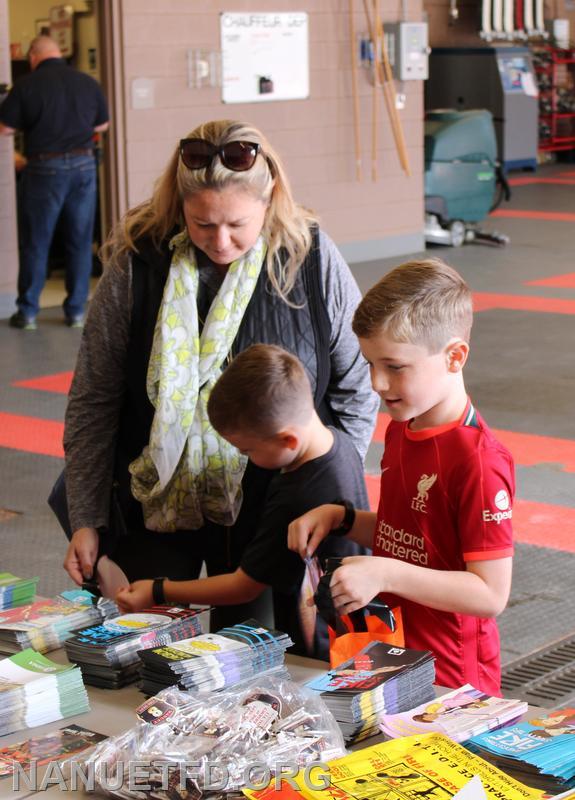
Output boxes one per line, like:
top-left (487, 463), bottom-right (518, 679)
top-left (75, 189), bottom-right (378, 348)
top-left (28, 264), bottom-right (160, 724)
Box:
top-left (361, 0), bottom-right (411, 176)
top-left (379, 19), bottom-right (411, 176)
top-left (348, 0), bottom-right (362, 181)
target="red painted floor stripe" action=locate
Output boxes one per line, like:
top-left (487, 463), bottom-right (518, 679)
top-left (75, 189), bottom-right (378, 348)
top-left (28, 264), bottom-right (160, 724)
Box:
top-left (493, 428), bottom-right (575, 473)
top-left (472, 292), bottom-right (575, 314)
top-left (0, 413), bottom-right (64, 457)
top-left (12, 371), bottom-right (73, 395)
top-left (507, 177), bottom-right (575, 186)
top-left (372, 413), bottom-right (575, 472)
top-left (491, 209), bottom-right (575, 222)
top-left (526, 272), bottom-right (575, 288)
top-left (512, 499), bottom-right (575, 553)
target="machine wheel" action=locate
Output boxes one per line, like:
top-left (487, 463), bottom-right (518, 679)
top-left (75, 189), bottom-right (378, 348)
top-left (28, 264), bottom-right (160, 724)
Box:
top-left (449, 220), bottom-right (466, 247)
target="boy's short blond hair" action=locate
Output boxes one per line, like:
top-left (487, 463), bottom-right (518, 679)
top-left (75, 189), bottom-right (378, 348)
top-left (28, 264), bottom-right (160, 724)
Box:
top-left (352, 257), bottom-right (473, 352)
top-left (207, 344), bottom-right (314, 438)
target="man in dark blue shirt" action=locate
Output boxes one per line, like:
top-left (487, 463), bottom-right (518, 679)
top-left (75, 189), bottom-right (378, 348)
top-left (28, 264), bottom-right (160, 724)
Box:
top-left (0, 36), bottom-right (109, 330)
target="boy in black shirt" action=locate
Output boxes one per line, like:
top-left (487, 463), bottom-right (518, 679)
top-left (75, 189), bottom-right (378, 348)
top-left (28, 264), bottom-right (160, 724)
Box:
top-left (116, 345), bottom-right (369, 659)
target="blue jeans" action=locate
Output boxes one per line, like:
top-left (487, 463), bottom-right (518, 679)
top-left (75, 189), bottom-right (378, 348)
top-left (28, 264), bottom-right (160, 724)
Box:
top-left (17, 153), bottom-right (97, 319)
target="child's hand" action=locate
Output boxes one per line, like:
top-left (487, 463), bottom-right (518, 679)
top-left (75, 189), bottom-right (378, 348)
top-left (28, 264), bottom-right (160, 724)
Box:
top-left (116, 580), bottom-right (153, 613)
top-left (288, 504), bottom-right (347, 559)
top-left (329, 556), bottom-right (385, 613)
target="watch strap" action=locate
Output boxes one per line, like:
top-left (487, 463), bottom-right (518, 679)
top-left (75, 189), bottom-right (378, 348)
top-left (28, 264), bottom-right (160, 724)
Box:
top-left (331, 499), bottom-right (355, 536)
top-left (152, 577), bottom-right (166, 605)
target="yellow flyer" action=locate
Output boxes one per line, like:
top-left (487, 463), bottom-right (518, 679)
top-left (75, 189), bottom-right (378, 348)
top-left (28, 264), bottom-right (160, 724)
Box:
top-left (244, 733), bottom-right (545, 800)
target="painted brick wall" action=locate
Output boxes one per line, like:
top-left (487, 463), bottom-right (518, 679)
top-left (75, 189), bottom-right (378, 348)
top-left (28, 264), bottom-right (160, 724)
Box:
top-left (120, 0), bottom-right (425, 260)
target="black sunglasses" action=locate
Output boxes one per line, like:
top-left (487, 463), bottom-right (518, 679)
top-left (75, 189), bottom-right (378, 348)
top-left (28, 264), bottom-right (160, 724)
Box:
top-left (179, 139), bottom-right (261, 172)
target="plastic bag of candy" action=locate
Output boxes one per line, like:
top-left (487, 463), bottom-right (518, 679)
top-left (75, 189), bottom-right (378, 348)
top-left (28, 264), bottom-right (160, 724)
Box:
top-left (83, 672), bottom-right (345, 799)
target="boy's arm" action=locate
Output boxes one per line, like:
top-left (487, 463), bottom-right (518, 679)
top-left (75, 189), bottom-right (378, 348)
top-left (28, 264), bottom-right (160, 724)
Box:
top-left (329, 555), bottom-right (513, 618)
top-left (287, 504), bottom-right (377, 558)
top-left (116, 569), bottom-right (266, 613)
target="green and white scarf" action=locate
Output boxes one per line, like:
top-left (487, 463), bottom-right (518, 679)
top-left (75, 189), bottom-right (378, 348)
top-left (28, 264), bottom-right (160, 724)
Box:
top-left (129, 230), bottom-right (266, 532)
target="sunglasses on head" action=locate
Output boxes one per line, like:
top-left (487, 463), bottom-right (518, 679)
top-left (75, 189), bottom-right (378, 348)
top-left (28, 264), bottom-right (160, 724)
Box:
top-left (179, 138), bottom-right (261, 172)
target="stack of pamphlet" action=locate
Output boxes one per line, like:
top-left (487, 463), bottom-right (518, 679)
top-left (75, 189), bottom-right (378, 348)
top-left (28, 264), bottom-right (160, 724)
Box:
top-left (305, 640), bottom-right (436, 744)
top-left (0, 574), bottom-right (38, 611)
top-left (0, 648), bottom-right (89, 737)
top-left (0, 597), bottom-right (103, 656)
top-left (59, 588), bottom-right (118, 618)
top-left (64, 606), bottom-right (205, 689)
top-left (0, 723), bottom-right (107, 780)
top-left (138, 619), bottom-right (294, 696)
top-left (379, 683), bottom-right (527, 743)
top-left (467, 707), bottom-right (575, 794)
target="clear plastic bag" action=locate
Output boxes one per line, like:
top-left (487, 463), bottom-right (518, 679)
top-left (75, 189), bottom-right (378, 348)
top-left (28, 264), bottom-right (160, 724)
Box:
top-left (84, 673), bottom-right (345, 799)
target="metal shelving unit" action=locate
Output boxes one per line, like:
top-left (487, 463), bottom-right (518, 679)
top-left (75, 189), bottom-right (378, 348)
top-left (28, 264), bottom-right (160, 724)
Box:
top-left (533, 44), bottom-right (575, 152)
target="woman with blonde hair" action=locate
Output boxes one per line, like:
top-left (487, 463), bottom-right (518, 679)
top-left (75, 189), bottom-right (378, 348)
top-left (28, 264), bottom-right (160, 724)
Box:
top-left (62, 119), bottom-right (378, 634)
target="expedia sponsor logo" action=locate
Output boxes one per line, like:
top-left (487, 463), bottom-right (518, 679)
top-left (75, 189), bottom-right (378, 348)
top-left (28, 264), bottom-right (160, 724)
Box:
top-left (483, 489), bottom-right (512, 524)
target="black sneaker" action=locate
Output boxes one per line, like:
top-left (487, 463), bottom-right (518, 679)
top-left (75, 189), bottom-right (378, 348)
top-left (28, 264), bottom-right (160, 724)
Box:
top-left (9, 311), bottom-right (37, 330)
top-left (65, 315), bottom-right (84, 329)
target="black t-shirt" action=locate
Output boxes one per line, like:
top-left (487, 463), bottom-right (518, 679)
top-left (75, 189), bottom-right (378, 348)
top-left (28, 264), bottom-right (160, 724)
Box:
top-left (240, 427), bottom-right (369, 659)
top-left (0, 59), bottom-right (109, 156)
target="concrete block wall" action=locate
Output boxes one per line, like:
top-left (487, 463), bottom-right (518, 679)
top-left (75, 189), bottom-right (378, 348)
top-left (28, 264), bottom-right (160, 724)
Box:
top-left (119, 0), bottom-right (425, 261)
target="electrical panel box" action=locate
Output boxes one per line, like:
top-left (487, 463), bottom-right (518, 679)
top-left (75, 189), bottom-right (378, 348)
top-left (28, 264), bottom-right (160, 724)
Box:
top-left (385, 22), bottom-right (429, 81)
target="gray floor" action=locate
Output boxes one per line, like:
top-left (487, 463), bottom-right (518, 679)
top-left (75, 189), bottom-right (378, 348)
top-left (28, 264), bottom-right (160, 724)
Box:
top-left (1, 163), bottom-right (574, 676)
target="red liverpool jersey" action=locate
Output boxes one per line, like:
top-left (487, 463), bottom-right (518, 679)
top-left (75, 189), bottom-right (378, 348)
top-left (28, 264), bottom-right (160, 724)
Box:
top-left (373, 402), bottom-right (514, 694)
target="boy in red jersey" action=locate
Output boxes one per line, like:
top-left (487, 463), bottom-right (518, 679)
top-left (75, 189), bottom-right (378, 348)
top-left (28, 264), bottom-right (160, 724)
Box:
top-left (288, 258), bottom-right (514, 694)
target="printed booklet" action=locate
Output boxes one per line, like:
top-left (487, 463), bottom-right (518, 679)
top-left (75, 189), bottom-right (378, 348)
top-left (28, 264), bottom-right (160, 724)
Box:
top-left (305, 640), bottom-right (435, 743)
top-left (0, 648), bottom-right (89, 737)
top-left (139, 619), bottom-right (293, 696)
top-left (379, 683), bottom-right (527, 743)
top-left (0, 574), bottom-right (38, 611)
top-left (0, 723), bottom-right (107, 779)
top-left (64, 605), bottom-right (205, 689)
top-left (0, 597), bottom-right (102, 655)
top-left (467, 708), bottom-right (575, 795)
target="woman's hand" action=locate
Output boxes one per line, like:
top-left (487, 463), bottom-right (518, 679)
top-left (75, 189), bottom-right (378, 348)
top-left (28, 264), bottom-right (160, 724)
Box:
top-left (287, 504), bottom-right (345, 559)
top-left (329, 556), bottom-right (386, 614)
top-left (63, 527), bottom-right (99, 585)
top-left (116, 580), bottom-right (153, 613)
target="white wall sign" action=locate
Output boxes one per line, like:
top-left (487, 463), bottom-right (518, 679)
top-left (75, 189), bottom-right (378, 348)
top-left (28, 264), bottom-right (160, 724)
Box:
top-left (49, 5), bottom-right (74, 58)
top-left (220, 12), bottom-right (309, 104)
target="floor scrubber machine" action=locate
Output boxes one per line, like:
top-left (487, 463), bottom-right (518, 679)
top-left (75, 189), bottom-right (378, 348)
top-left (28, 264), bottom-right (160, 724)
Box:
top-left (424, 109), bottom-right (511, 247)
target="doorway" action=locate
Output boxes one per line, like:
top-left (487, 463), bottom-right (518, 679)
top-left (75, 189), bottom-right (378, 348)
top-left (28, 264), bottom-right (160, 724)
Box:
top-left (1, 0), bottom-right (124, 315)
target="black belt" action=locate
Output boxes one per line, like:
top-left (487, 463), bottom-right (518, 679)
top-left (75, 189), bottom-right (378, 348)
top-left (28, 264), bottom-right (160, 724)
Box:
top-left (28, 147), bottom-right (94, 161)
